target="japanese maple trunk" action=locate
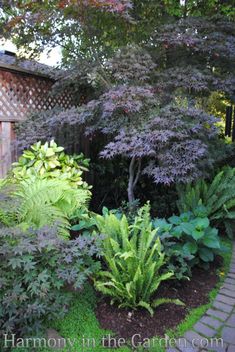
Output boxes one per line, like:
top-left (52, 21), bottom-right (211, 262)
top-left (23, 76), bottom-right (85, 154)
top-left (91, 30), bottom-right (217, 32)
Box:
top-left (127, 157), bottom-right (141, 204)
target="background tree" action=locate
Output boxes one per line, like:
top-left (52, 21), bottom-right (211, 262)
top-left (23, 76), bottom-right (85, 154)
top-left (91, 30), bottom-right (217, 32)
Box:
top-left (16, 44), bottom-right (222, 203)
top-left (1, 0), bottom-right (235, 206)
top-left (2, 0), bottom-right (234, 65)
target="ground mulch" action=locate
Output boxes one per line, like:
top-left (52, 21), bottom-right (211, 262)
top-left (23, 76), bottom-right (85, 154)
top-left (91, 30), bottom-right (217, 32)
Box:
top-left (95, 257), bottom-right (222, 342)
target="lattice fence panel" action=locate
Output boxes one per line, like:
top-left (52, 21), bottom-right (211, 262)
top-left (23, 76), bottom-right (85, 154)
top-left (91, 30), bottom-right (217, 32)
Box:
top-left (0, 69), bottom-right (75, 176)
top-left (0, 70), bottom-right (74, 122)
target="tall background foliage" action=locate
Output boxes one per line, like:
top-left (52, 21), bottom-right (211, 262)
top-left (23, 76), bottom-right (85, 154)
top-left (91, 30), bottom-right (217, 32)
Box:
top-left (0, 0), bottom-right (235, 212)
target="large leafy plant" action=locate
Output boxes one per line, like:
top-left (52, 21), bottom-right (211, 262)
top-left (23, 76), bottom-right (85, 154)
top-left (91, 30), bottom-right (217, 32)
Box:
top-left (94, 203), bottom-right (183, 315)
top-left (11, 140), bottom-right (91, 190)
top-left (13, 177), bottom-right (90, 238)
top-left (0, 226), bottom-right (101, 336)
top-left (153, 208), bottom-right (223, 273)
top-left (3, 141), bottom-right (92, 237)
top-left (177, 167), bottom-right (235, 237)
top-left (5, 2), bottom-right (234, 206)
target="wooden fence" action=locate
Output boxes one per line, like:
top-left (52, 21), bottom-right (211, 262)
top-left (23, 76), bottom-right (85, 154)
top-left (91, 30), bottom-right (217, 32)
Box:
top-left (225, 105), bottom-right (235, 141)
top-left (0, 67), bottom-right (74, 177)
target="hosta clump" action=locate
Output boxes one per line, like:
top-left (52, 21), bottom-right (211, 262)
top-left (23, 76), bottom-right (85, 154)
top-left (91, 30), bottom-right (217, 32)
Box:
top-left (11, 140), bottom-right (91, 190)
top-left (153, 207), bottom-right (223, 275)
top-left (0, 226), bottom-right (101, 336)
top-left (153, 218), bottom-right (191, 280)
top-left (94, 203), bottom-right (183, 315)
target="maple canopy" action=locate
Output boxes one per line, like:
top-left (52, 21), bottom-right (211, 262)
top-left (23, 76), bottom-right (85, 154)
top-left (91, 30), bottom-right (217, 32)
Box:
top-left (1, 0), bottom-right (235, 202)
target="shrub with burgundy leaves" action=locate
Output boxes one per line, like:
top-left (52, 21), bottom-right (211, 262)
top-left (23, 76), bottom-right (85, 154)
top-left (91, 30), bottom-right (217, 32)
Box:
top-left (14, 16), bottom-right (234, 206)
top-left (0, 226), bottom-right (101, 336)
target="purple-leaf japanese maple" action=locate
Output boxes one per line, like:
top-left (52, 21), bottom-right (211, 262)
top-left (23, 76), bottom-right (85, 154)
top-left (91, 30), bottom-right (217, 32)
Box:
top-left (15, 15), bottom-right (235, 202)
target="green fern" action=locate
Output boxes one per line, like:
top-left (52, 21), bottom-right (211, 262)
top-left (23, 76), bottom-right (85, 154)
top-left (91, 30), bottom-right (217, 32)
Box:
top-left (0, 180), bottom-right (18, 226)
top-left (94, 203), bottom-right (182, 315)
top-left (13, 177), bottom-right (90, 238)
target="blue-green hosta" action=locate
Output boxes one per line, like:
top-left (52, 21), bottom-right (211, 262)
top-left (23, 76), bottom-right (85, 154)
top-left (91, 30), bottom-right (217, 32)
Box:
top-left (94, 203), bottom-right (183, 315)
top-left (153, 208), bottom-right (224, 274)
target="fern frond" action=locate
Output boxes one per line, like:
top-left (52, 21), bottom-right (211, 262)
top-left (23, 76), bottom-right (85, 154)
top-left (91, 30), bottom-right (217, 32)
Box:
top-left (152, 298), bottom-right (184, 308)
top-left (13, 177), bottom-right (90, 237)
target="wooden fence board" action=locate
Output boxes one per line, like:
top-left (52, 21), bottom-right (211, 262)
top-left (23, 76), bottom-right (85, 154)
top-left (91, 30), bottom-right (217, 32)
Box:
top-left (0, 121), bottom-right (13, 178)
top-left (0, 68), bottom-right (75, 176)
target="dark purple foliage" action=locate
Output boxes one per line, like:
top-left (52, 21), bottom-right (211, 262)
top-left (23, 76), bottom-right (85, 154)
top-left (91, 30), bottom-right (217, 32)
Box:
top-left (101, 106), bottom-right (218, 184)
top-left (152, 17), bottom-right (235, 61)
top-left (15, 16), bottom-right (234, 200)
top-left (106, 46), bottom-right (157, 83)
top-left (0, 226), bottom-right (101, 336)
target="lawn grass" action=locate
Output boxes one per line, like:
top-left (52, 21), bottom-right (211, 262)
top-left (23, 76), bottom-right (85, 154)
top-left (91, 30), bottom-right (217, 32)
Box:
top-left (43, 284), bottom-right (129, 352)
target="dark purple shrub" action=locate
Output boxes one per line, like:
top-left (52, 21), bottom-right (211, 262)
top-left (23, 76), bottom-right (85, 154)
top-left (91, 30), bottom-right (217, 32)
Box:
top-left (15, 16), bottom-right (234, 204)
top-left (0, 226), bottom-right (101, 336)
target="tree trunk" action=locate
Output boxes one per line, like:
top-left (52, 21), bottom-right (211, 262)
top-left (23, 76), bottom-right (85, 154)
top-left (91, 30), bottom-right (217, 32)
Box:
top-left (127, 157), bottom-right (141, 204)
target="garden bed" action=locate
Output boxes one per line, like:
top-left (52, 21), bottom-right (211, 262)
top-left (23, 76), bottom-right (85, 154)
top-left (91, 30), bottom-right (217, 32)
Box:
top-left (95, 258), bottom-right (222, 344)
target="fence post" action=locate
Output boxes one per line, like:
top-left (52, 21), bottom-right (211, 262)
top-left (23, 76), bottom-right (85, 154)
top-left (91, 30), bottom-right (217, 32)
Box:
top-left (0, 122), bottom-right (13, 178)
top-left (232, 106), bottom-right (235, 142)
top-left (225, 105), bottom-right (233, 137)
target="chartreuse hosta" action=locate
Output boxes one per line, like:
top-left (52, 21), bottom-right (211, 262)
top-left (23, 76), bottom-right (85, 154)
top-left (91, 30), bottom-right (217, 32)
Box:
top-left (94, 203), bottom-right (184, 316)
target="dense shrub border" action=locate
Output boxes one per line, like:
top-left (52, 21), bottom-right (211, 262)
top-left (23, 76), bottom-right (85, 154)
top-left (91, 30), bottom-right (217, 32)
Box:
top-left (9, 239), bottom-right (231, 352)
top-left (1, 143), bottom-right (232, 352)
